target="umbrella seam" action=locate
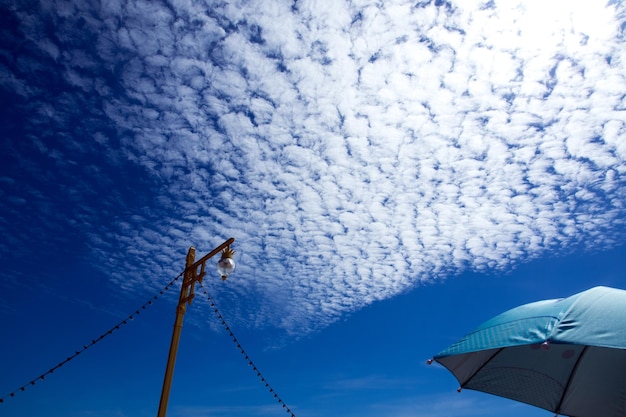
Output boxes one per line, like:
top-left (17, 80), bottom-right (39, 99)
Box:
top-left (554, 345), bottom-right (589, 415)
top-left (462, 348), bottom-right (504, 387)
top-left (463, 315), bottom-right (560, 338)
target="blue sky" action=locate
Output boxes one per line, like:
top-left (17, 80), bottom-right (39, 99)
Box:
top-left (1, 0), bottom-right (626, 416)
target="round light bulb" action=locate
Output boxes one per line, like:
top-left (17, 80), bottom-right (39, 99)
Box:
top-left (217, 251), bottom-right (235, 280)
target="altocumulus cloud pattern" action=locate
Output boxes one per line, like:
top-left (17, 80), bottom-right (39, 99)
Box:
top-left (2, 0), bottom-right (626, 336)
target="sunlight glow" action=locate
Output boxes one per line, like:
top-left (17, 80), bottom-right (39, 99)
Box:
top-left (502, 0), bottom-right (617, 51)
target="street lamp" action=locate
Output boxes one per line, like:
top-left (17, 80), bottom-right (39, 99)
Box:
top-left (157, 237), bottom-right (236, 417)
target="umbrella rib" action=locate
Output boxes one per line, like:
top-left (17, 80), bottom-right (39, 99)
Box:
top-left (554, 345), bottom-right (589, 415)
top-left (462, 348), bottom-right (504, 387)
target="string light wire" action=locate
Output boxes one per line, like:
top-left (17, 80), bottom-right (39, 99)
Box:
top-left (2, 268), bottom-right (298, 417)
top-left (197, 281), bottom-right (296, 417)
top-left (0, 272), bottom-right (184, 403)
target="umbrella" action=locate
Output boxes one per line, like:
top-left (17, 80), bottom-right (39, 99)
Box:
top-left (431, 286), bottom-right (626, 417)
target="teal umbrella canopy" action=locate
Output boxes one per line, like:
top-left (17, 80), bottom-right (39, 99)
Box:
top-left (433, 286), bottom-right (626, 417)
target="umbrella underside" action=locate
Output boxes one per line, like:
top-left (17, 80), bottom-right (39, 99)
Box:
top-left (437, 343), bottom-right (626, 417)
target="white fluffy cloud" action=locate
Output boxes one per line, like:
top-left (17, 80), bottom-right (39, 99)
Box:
top-left (3, 0), bottom-right (626, 335)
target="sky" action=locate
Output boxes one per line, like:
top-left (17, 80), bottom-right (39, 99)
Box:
top-left (1, 0), bottom-right (626, 416)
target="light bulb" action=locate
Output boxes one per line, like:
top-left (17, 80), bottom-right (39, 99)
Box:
top-left (217, 247), bottom-right (236, 280)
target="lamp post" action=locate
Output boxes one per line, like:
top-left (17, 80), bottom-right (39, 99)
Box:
top-left (157, 237), bottom-right (236, 417)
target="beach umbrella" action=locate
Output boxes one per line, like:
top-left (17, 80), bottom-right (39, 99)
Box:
top-left (431, 286), bottom-right (626, 417)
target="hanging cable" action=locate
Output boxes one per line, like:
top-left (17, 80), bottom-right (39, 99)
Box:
top-left (0, 271), bottom-right (184, 404)
top-left (197, 281), bottom-right (296, 417)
